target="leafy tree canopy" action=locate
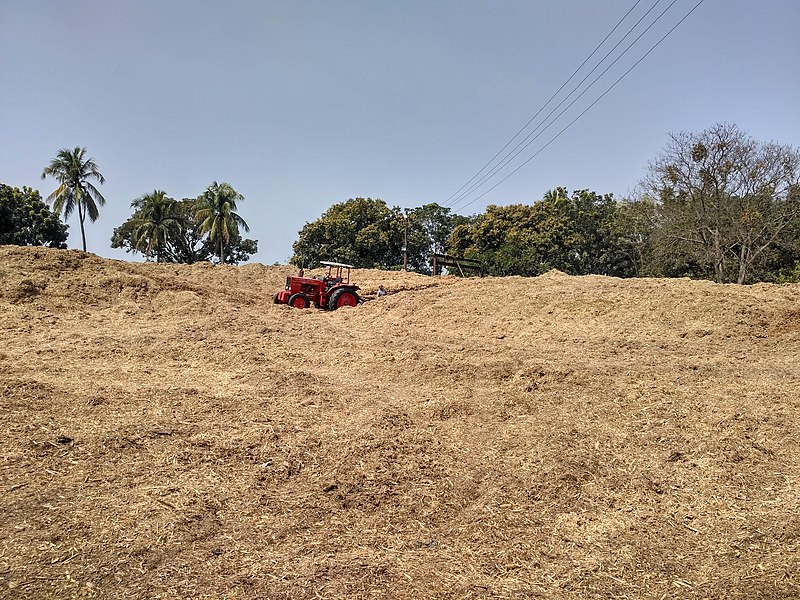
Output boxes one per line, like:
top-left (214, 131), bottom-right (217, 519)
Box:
top-left (291, 198), bottom-right (466, 273)
top-left (112, 194), bottom-right (257, 265)
top-left (196, 182), bottom-right (250, 265)
top-left (126, 190), bottom-right (183, 263)
top-left (0, 184), bottom-right (68, 248)
top-left (448, 188), bottom-right (633, 277)
top-left (405, 204), bottom-right (472, 274)
top-left (292, 198), bottom-right (402, 268)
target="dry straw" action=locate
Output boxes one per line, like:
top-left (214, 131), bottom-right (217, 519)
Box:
top-left (1, 246), bottom-right (799, 599)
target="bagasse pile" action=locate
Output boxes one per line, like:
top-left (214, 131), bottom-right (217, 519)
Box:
top-left (1, 245), bottom-right (799, 599)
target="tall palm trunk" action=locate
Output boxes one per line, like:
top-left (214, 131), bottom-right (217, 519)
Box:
top-left (78, 202), bottom-right (87, 251)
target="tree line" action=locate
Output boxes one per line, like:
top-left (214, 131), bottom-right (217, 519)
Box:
top-left (0, 147), bottom-right (256, 264)
top-left (294, 124), bottom-right (800, 284)
top-left (3, 124), bottom-right (799, 282)
top-left (111, 184), bottom-right (256, 264)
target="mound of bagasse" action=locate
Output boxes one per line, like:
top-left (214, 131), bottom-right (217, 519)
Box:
top-left (1, 245), bottom-right (799, 599)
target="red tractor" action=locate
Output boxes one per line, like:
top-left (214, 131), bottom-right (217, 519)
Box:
top-left (274, 261), bottom-right (363, 310)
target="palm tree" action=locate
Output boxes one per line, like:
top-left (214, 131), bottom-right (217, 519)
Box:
top-left (195, 182), bottom-right (250, 264)
top-left (130, 190), bottom-right (182, 262)
top-left (41, 147), bottom-right (106, 252)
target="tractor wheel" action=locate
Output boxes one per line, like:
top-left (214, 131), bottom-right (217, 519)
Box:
top-left (288, 293), bottom-right (310, 309)
top-left (328, 288), bottom-right (358, 310)
top-left (272, 294), bottom-right (280, 304)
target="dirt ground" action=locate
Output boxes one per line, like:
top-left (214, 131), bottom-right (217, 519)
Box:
top-left (1, 245), bottom-right (799, 599)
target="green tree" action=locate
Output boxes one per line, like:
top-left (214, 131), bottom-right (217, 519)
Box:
top-left (162, 199), bottom-right (217, 264)
top-left (292, 198), bottom-right (474, 271)
top-left (292, 197), bottom-right (403, 268)
top-left (0, 184), bottom-right (68, 247)
top-left (776, 260), bottom-right (800, 283)
top-left (404, 203), bottom-right (471, 274)
top-left (462, 203), bottom-right (558, 276)
top-left (195, 182), bottom-right (250, 265)
top-left (40, 147), bottom-right (106, 252)
top-left (112, 196), bottom-right (258, 265)
top-left (448, 189), bottom-right (632, 277)
top-left (771, 212), bottom-right (800, 282)
top-left (560, 188), bottom-right (630, 276)
top-left (645, 123), bottom-right (800, 283)
top-left (614, 196), bottom-right (660, 277)
top-left (128, 190), bottom-right (182, 262)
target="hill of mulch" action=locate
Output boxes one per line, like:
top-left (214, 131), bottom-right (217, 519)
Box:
top-left (1, 245), bottom-right (799, 599)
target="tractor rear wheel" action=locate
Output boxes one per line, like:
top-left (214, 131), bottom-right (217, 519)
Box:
top-left (288, 293), bottom-right (310, 309)
top-left (328, 288), bottom-right (358, 310)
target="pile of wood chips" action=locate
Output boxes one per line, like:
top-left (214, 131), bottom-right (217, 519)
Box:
top-left (1, 245), bottom-right (798, 599)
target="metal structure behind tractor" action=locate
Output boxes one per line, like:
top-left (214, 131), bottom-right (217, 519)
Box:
top-left (274, 261), bottom-right (363, 310)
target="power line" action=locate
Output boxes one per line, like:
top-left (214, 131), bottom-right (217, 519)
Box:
top-left (448, 0), bottom-right (682, 211)
top-left (441, 0), bottom-right (647, 207)
top-left (446, 0), bottom-right (672, 210)
top-left (451, 0), bottom-right (706, 213)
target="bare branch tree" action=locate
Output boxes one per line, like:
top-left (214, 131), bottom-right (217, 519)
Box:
top-left (644, 123), bottom-right (800, 283)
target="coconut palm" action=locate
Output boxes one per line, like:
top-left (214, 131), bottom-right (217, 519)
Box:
top-left (130, 190), bottom-right (182, 262)
top-left (41, 147), bottom-right (106, 252)
top-left (195, 182), bottom-right (250, 264)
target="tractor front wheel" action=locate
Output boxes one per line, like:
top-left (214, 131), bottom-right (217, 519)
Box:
top-left (328, 288), bottom-right (358, 310)
top-left (288, 293), bottom-right (310, 309)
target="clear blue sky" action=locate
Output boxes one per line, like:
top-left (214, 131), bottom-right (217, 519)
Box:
top-left (2, 0), bottom-right (798, 264)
